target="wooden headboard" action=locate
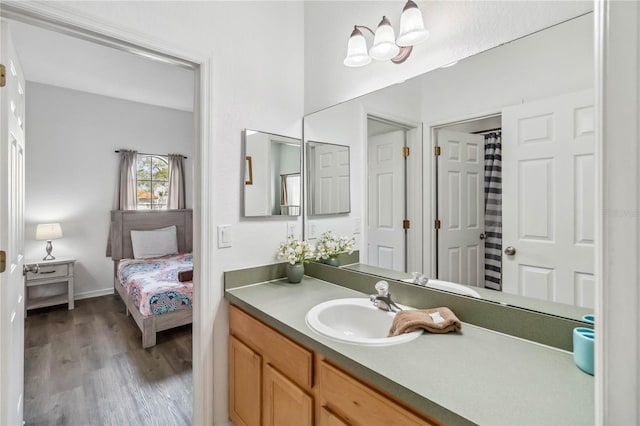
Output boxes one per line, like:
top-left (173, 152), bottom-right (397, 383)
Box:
top-left (109, 209), bottom-right (193, 261)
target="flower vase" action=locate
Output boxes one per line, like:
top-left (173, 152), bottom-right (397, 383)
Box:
top-left (325, 257), bottom-right (339, 267)
top-left (286, 263), bottom-right (304, 283)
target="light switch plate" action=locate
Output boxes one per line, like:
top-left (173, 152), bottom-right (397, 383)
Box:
top-left (308, 222), bottom-right (318, 239)
top-left (217, 225), bottom-right (232, 248)
top-left (354, 217), bottom-right (361, 234)
top-left (287, 222), bottom-right (298, 238)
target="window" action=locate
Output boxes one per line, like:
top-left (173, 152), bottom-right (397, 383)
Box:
top-left (136, 154), bottom-right (169, 210)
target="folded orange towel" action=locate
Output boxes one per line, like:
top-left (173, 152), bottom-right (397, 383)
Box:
top-left (388, 308), bottom-right (462, 336)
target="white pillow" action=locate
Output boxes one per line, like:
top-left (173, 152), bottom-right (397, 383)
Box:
top-left (130, 225), bottom-right (178, 259)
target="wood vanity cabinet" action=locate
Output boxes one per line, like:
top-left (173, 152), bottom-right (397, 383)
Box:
top-left (228, 304), bottom-right (439, 426)
top-left (229, 305), bottom-right (314, 426)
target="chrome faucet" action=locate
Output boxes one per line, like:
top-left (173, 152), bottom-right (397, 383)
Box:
top-left (369, 280), bottom-right (403, 313)
top-left (411, 272), bottom-right (429, 286)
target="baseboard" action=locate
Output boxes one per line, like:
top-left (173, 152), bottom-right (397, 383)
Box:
top-left (75, 287), bottom-right (114, 301)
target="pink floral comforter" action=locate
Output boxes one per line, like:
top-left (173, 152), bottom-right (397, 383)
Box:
top-left (117, 253), bottom-right (193, 317)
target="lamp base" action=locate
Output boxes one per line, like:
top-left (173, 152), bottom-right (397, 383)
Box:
top-left (43, 240), bottom-right (56, 261)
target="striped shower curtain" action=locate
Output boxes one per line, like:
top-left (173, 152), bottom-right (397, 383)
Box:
top-left (484, 132), bottom-right (502, 290)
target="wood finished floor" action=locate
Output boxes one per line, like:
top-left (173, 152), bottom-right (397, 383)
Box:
top-left (24, 295), bottom-right (192, 426)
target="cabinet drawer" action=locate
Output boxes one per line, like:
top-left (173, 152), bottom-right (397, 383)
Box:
top-left (319, 361), bottom-right (437, 426)
top-left (229, 304), bottom-right (313, 390)
top-left (26, 264), bottom-right (68, 281)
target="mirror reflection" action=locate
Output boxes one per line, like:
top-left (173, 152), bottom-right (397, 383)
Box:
top-left (306, 141), bottom-right (351, 215)
top-left (303, 14), bottom-right (594, 319)
top-left (244, 129), bottom-right (301, 217)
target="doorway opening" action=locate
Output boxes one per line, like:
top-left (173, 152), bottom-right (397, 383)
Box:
top-left (433, 114), bottom-right (502, 289)
top-left (1, 5), bottom-right (207, 424)
top-left (365, 115), bottom-right (420, 273)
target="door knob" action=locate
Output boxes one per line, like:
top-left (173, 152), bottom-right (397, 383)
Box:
top-left (479, 233), bottom-right (486, 240)
top-left (504, 246), bottom-right (516, 256)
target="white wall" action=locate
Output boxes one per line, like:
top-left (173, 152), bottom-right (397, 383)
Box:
top-left (420, 14), bottom-right (593, 124)
top-left (304, 0), bottom-right (593, 113)
top-left (24, 82), bottom-right (194, 299)
top-left (599, 1), bottom-right (640, 423)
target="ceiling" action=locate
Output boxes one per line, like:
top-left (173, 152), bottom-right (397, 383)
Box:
top-left (9, 20), bottom-right (195, 112)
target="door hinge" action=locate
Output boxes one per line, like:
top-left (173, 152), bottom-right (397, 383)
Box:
top-left (0, 250), bottom-right (6, 273)
top-left (402, 147), bottom-right (410, 157)
top-left (0, 64), bottom-right (6, 88)
top-left (434, 219), bottom-right (441, 230)
top-left (434, 146), bottom-right (441, 156)
top-left (403, 219), bottom-right (410, 230)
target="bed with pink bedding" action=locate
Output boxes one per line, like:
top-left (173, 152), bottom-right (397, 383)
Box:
top-left (110, 209), bottom-right (194, 348)
top-left (116, 253), bottom-right (193, 317)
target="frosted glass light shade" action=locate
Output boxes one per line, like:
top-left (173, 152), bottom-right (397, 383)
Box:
top-left (369, 16), bottom-right (400, 61)
top-left (344, 27), bottom-right (371, 67)
top-left (396, 1), bottom-right (429, 47)
top-left (35, 223), bottom-right (63, 240)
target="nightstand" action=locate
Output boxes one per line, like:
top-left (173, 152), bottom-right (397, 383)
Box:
top-left (24, 257), bottom-right (75, 311)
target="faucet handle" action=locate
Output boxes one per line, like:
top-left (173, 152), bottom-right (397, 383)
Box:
top-left (375, 280), bottom-right (389, 297)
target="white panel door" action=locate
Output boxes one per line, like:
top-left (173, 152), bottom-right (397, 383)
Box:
top-left (367, 131), bottom-right (405, 271)
top-left (0, 22), bottom-right (26, 426)
top-left (502, 90), bottom-right (594, 306)
top-left (437, 130), bottom-right (485, 286)
top-left (311, 144), bottom-right (350, 214)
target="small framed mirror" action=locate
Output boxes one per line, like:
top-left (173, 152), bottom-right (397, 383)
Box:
top-left (243, 129), bottom-right (301, 217)
top-left (306, 141), bottom-right (350, 215)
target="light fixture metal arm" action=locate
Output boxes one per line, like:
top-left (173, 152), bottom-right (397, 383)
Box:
top-left (353, 25), bottom-right (375, 37)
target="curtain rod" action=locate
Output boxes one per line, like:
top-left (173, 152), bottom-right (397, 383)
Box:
top-left (114, 150), bottom-right (187, 159)
top-left (471, 127), bottom-right (502, 135)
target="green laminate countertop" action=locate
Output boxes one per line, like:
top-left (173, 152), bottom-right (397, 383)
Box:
top-left (225, 276), bottom-right (594, 426)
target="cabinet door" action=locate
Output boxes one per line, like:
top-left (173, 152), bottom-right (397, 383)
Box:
top-left (229, 336), bottom-right (262, 426)
top-left (319, 406), bottom-right (350, 426)
top-left (263, 363), bottom-right (313, 426)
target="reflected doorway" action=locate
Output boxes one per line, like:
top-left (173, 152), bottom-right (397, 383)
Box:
top-left (365, 116), bottom-right (418, 273)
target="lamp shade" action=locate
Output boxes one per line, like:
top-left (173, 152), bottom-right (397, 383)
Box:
top-left (369, 16), bottom-right (400, 61)
top-left (344, 27), bottom-right (371, 67)
top-left (396, 0), bottom-right (429, 47)
top-left (35, 223), bottom-right (63, 241)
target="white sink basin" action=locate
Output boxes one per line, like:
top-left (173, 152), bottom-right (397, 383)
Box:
top-left (402, 278), bottom-right (482, 298)
top-left (305, 298), bottom-right (423, 346)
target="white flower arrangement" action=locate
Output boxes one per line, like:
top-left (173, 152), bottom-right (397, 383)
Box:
top-left (315, 231), bottom-right (355, 260)
top-left (278, 234), bottom-right (314, 265)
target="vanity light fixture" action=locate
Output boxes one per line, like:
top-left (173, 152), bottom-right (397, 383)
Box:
top-left (344, 0), bottom-right (429, 67)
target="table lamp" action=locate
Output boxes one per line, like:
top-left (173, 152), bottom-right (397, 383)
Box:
top-left (35, 223), bottom-right (63, 260)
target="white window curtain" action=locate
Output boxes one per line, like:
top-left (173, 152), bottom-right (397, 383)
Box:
top-left (167, 154), bottom-right (185, 209)
top-left (107, 149), bottom-right (138, 257)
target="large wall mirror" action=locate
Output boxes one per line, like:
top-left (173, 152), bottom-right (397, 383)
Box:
top-left (306, 141), bottom-right (351, 215)
top-left (244, 129), bottom-right (301, 217)
top-left (302, 13), bottom-right (594, 321)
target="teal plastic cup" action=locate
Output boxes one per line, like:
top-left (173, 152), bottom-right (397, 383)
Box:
top-left (582, 314), bottom-right (595, 324)
top-left (573, 327), bottom-right (594, 375)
